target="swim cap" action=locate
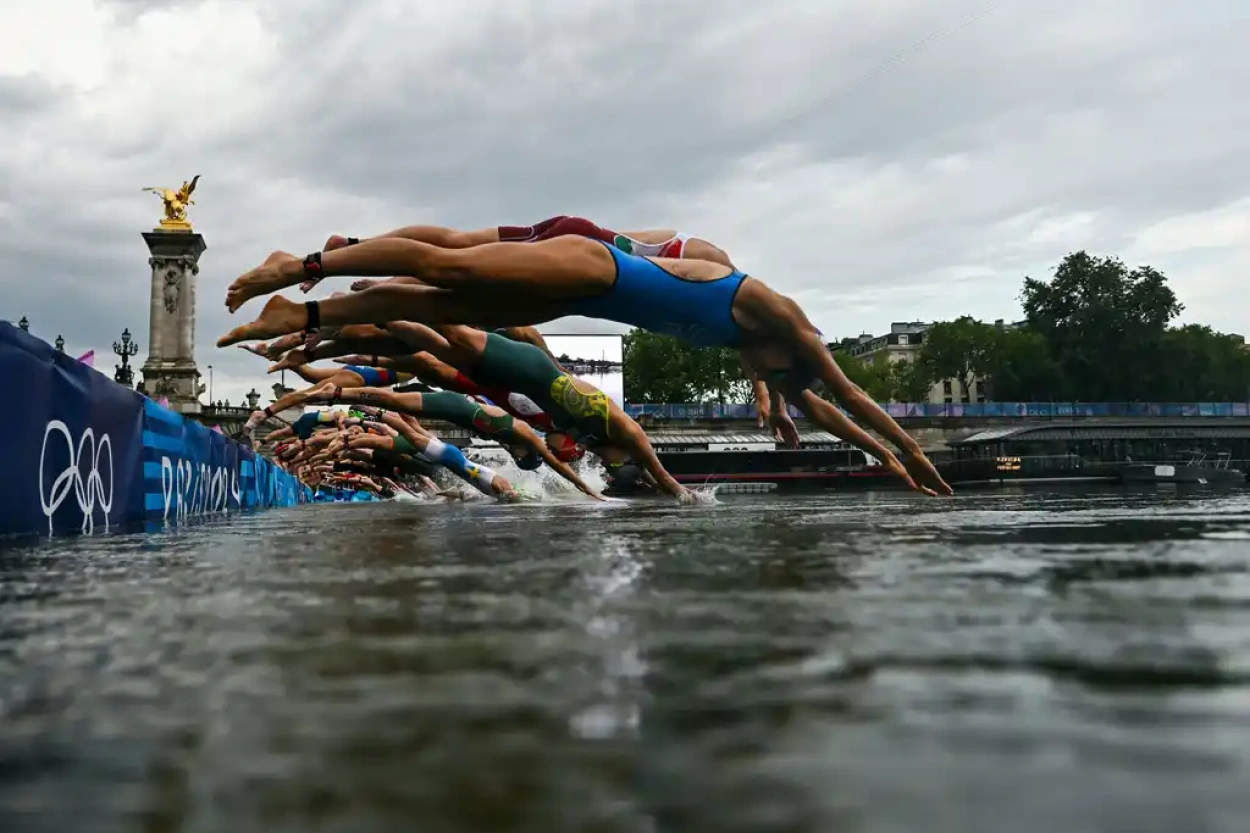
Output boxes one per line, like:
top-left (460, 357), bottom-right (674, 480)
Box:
top-left (515, 450), bottom-right (542, 471)
top-left (546, 432), bottom-right (585, 463)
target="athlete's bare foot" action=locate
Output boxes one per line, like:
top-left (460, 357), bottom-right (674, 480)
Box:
top-left (237, 342), bottom-right (271, 359)
top-left (351, 279), bottom-right (379, 292)
top-left (302, 329), bottom-right (325, 354)
top-left (217, 295), bottom-right (308, 347)
top-left (226, 251), bottom-right (303, 313)
top-left (267, 348), bottom-right (310, 373)
top-left (302, 381), bottom-right (340, 403)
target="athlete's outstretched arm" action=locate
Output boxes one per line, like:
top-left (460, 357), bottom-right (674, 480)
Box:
top-left (795, 392), bottom-right (930, 496)
top-left (617, 426), bottom-right (687, 499)
top-left (742, 357), bottom-right (771, 426)
top-left (515, 424), bottom-right (603, 500)
top-left (765, 383), bottom-right (801, 448)
top-left (793, 331), bottom-right (952, 495)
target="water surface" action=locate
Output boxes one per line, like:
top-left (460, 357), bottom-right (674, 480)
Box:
top-left (3, 487), bottom-right (1250, 832)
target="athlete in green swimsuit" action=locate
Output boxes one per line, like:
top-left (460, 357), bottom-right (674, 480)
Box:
top-left (452, 330), bottom-right (685, 498)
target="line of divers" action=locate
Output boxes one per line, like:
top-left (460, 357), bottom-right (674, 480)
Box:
top-left (229, 215), bottom-right (954, 502)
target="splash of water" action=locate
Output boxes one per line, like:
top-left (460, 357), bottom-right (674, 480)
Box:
top-left (684, 485), bottom-right (721, 506)
top-left (463, 444), bottom-right (610, 503)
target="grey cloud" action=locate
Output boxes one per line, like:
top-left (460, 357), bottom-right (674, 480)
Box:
top-left (4, 0), bottom-right (1249, 406)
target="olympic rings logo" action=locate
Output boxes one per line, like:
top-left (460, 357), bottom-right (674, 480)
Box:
top-left (39, 420), bottom-right (114, 536)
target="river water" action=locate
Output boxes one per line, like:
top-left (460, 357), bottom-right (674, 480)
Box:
top-left (3, 486), bottom-right (1250, 833)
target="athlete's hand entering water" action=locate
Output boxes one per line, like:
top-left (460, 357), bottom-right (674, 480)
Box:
top-left (880, 453), bottom-right (937, 497)
top-left (769, 411), bottom-right (801, 449)
top-left (902, 450), bottom-right (954, 497)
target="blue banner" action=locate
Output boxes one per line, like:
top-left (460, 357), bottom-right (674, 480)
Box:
top-left (0, 322), bottom-right (361, 540)
top-left (0, 323), bottom-right (145, 537)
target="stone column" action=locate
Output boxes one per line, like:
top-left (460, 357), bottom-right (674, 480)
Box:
top-left (146, 256), bottom-right (165, 362)
top-left (140, 230), bottom-right (207, 414)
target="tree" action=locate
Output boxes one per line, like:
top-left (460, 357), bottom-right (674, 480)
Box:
top-left (915, 316), bottom-right (1000, 400)
top-left (980, 328), bottom-right (1064, 401)
top-left (623, 330), bottom-right (752, 403)
top-left (891, 357), bottom-right (933, 402)
top-left (1155, 325), bottom-right (1250, 401)
top-left (1021, 251), bottom-right (1182, 401)
top-left (829, 353), bottom-right (929, 402)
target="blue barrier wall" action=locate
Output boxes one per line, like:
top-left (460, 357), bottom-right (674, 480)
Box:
top-left (624, 401), bottom-right (1250, 420)
top-left (0, 322), bottom-right (330, 538)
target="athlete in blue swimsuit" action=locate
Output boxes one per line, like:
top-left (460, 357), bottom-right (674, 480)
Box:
top-left (220, 235), bottom-right (952, 497)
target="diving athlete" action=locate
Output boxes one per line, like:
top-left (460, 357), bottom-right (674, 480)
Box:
top-left (301, 382), bottom-right (604, 500)
top-left (220, 236), bottom-right (948, 496)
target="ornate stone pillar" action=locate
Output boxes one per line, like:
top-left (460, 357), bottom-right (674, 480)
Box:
top-left (140, 230), bottom-right (207, 414)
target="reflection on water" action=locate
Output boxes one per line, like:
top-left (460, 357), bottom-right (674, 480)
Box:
top-left (568, 371), bottom-right (624, 407)
top-left (3, 487), bottom-right (1250, 832)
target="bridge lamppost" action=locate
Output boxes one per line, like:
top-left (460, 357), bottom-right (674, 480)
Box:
top-left (17, 316), bottom-right (29, 333)
top-left (54, 334), bottom-right (65, 353)
top-left (207, 364), bottom-right (214, 403)
top-left (113, 328), bottom-right (139, 388)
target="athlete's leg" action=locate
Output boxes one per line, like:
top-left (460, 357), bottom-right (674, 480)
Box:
top-left (225, 235), bottom-right (612, 312)
top-left (305, 384), bottom-right (426, 416)
top-left (497, 326), bottom-right (561, 365)
top-left (219, 282), bottom-right (553, 347)
top-left (279, 362), bottom-right (342, 385)
top-left (324, 225), bottom-right (502, 253)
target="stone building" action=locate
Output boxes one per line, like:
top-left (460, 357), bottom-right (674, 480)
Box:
top-left (831, 320), bottom-right (1021, 404)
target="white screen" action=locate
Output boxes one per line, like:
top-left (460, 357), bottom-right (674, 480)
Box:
top-left (541, 334), bottom-right (624, 406)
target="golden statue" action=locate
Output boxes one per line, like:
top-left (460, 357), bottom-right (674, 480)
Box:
top-left (142, 175), bottom-right (200, 231)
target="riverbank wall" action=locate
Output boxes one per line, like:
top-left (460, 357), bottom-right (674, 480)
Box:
top-left (0, 322), bottom-right (341, 538)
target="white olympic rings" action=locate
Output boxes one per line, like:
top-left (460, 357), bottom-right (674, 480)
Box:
top-left (38, 420), bottom-right (114, 535)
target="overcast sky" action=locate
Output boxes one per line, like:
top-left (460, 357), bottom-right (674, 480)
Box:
top-left (3, 0), bottom-right (1247, 405)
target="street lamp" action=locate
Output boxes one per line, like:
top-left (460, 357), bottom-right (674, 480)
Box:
top-left (207, 364), bottom-right (214, 403)
top-left (112, 328), bottom-right (139, 388)
top-left (17, 316), bottom-right (28, 332)
top-left (54, 335), bottom-right (65, 352)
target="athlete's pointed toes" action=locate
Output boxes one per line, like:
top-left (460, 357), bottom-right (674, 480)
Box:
top-left (217, 325), bottom-right (256, 348)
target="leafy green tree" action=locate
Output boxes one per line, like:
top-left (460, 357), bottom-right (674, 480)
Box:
top-left (890, 357), bottom-right (933, 402)
top-left (834, 353), bottom-right (896, 401)
top-left (1155, 325), bottom-right (1250, 401)
top-left (623, 331), bottom-right (752, 403)
top-left (623, 331), bottom-right (697, 403)
top-left (915, 316), bottom-right (999, 400)
top-left (1021, 251), bottom-right (1182, 400)
top-left (981, 328), bottom-right (1064, 401)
